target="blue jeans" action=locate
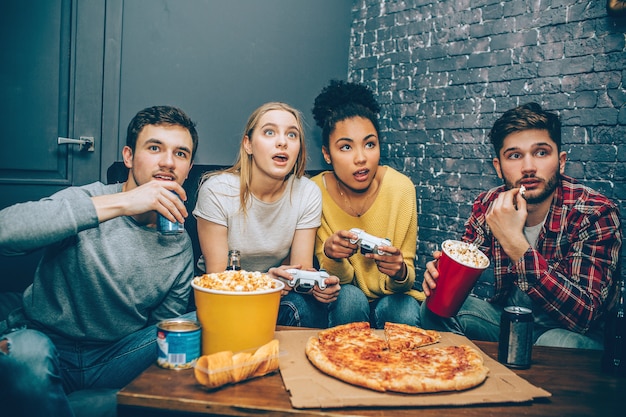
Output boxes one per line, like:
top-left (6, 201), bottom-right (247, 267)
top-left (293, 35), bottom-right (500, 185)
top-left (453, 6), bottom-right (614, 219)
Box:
top-left (420, 294), bottom-right (603, 350)
top-left (0, 311), bottom-right (197, 417)
top-left (329, 284), bottom-right (421, 329)
top-left (0, 329), bottom-right (74, 417)
top-left (278, 291), bottom-right (328, 328)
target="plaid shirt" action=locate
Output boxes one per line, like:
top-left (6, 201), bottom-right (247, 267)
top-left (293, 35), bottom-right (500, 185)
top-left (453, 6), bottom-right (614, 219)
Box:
top-left (464, 175), bottom-right (622, 334)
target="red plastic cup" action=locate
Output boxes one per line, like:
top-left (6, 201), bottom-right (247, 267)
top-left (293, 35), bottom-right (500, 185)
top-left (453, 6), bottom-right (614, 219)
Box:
top-left (425, 240), bottom-right (490, 318)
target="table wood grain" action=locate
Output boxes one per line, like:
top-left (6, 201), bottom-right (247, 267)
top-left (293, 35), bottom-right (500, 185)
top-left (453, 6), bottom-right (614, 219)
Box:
top-left (118, 332), bottom-right (625, 417)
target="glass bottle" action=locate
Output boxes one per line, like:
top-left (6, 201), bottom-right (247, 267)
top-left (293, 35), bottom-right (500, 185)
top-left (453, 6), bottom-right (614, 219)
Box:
top-left (602, 278), bottom-right (625, 377)
top-left (226, 250), bottom-right (241, 271)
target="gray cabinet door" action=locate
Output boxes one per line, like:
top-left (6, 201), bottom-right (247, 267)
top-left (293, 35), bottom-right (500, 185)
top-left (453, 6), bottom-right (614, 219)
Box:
top-left (0, 0), bottom-right (352, 291)
top-left (0, 1), bottom-right (105, 289)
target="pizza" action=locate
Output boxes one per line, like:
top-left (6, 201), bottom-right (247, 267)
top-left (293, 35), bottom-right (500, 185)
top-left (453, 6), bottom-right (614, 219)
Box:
top-left (305, 322), bottom-right (489, 394)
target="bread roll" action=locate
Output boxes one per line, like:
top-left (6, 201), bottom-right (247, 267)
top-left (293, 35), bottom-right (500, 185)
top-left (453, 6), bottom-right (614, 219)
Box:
top-left (194, 339), bottom-right (279, 389)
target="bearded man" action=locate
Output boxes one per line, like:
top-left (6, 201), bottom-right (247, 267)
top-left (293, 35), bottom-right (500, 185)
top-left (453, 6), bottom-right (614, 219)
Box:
top-left (421, 102), bottom-right (622, 349)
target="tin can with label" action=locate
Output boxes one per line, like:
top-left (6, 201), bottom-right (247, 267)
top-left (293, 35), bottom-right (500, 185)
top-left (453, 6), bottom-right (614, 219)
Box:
top-left (156, 318), bottom-right (201, 369)
top-left (157, 192), bottom-right (184, 234)
top-left (157, 214), bottom-right (184, 234)
top-left (498, 306), bottom-right (533, 369)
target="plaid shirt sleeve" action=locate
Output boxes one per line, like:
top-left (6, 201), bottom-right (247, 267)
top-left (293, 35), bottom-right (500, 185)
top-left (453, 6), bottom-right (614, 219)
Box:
top-left (511, 195), bottom-right (622, 333)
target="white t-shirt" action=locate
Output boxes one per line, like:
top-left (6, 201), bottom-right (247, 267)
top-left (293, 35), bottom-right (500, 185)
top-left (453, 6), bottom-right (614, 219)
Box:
top-left (193, 172), bottom-right (322, 272)
top-left (523, 212), bottom-right (549, 250)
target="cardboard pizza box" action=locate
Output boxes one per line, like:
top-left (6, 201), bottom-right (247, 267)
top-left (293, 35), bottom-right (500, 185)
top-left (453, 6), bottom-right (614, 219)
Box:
top-left (276, 329), bottom-right (551, 409)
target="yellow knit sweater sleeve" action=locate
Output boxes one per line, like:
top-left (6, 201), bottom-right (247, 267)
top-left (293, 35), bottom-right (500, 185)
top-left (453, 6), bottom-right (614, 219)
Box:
top-left (311, 167), bottom-right (424, 302)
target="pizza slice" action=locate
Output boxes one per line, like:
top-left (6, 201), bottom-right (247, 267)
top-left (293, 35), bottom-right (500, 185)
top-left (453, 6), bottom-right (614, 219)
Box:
top-left (306, 336), bottom-right (389, 392)
top-left (391, 345), bottom-right (489, 393)
top-left (318, 321), bottom-right (388, 351)
top-left (383, 322), bottom-right (441, 351)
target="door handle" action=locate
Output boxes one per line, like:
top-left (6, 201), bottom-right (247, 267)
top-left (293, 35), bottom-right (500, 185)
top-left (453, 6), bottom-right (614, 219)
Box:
top-left (57, 136), bottom-right (95, 152)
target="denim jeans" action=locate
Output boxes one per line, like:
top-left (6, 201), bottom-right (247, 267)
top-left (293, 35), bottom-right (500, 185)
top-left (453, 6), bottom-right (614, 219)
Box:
top-left (0, 311), bottom-right (197, 417)
top-left (420, 293), bottom-right (603, 350)
top-left (278, 291), bottom-right (329, 328)
top-left (0, 329), bottom-right (74, 417)
top-left (329, 284), bottom-right (421, 329)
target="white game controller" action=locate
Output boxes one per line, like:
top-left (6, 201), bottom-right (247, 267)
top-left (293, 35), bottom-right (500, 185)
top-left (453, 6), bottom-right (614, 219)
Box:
top-left (349, 228), bottom-right (392, 255)
top-left (282, 269), bottom-right (329, 293)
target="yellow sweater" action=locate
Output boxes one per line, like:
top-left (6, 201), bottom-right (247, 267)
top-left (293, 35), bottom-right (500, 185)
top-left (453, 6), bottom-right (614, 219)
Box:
top-left (311, 167), bottom-right (425, 302)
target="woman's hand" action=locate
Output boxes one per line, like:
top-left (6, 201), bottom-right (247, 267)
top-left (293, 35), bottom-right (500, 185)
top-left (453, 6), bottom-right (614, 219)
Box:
top-left (365, 245), bottom-right (407, 281)
top-left (268, 265), bottom-right (300, 296)
top-left (270, 266), bottom-right (341, 303)
top-left (311, 274), bottom-right (341, 304)
top-left (323, 230), bottom-right (358, 260)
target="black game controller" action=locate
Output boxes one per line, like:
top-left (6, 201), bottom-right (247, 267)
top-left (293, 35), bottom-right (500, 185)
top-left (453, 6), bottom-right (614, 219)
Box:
top-left (282, 269), bottom-right (329, 293)
top-left (349, 228), bottom-right (392, 255)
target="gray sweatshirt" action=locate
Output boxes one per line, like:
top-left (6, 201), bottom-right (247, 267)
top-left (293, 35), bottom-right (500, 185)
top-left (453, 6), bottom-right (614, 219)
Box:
top-left (0, 182), bottom-right (194, 342)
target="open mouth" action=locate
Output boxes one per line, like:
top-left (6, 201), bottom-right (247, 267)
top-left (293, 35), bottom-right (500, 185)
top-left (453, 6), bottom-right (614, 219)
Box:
top-left (272, 153), bottom-right (289, 164)
top-left (154, 173), bottom-right (176, 181)
top-left (353, 168), bottom-right (369, 181)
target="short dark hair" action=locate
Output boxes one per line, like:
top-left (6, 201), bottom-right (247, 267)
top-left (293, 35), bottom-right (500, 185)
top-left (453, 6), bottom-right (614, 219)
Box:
top-left (489, 102), bottom-right (561, 157)
top-left (125, 105), bottom-right (199, 160)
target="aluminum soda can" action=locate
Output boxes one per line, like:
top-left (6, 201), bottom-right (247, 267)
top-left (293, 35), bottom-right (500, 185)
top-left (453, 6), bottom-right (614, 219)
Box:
top-left (498, 306), bottom-right (533, 369)
top-left (156, 318), bottom-right (201, 369)
top-left (157, 192), bottom-right (184, 234)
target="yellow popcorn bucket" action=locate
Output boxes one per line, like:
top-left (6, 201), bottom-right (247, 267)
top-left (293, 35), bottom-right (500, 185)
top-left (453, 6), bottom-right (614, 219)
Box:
top-left (191, 278), bottom-right (284, 355)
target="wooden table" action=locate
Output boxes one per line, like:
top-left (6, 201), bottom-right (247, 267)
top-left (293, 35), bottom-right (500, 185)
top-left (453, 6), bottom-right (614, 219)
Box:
top-left (118, 333), bottom-right (625, 417)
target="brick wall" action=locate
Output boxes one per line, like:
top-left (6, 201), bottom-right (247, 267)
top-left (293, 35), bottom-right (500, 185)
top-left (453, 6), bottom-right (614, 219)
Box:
top-left (348, 0), bottom-right (626, 288)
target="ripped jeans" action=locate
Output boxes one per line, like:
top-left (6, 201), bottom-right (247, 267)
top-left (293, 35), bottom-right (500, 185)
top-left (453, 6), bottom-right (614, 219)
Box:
top-left (1, 329), bottom-right (75, 417)
top-left (0, 311), bottom-right (197, 417)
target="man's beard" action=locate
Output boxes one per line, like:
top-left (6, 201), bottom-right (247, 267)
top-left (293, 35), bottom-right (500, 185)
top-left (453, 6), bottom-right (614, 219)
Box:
top-left (504, 173), bottom-right (560, 205)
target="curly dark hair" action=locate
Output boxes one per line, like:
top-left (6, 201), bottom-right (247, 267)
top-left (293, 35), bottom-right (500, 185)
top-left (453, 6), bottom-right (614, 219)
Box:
top-left (312, 80), bottom-right (381, 148)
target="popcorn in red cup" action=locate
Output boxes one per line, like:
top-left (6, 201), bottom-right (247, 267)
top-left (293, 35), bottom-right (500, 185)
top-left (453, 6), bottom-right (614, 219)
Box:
top-left (425, 240), bottom-right (490, 318)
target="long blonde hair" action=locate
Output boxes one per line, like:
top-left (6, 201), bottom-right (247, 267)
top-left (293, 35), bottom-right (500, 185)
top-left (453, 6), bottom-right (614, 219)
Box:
top-left (201, 102), bottom-right (308, 215)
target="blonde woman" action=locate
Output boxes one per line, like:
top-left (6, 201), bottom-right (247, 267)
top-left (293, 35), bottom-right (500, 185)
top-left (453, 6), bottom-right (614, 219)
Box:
top-left (193, 102), bottom-right (340, 327)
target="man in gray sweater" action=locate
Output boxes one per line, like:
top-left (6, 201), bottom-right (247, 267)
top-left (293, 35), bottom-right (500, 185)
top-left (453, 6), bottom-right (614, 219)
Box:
top-left (0, 105), bottom-right (199, 417)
